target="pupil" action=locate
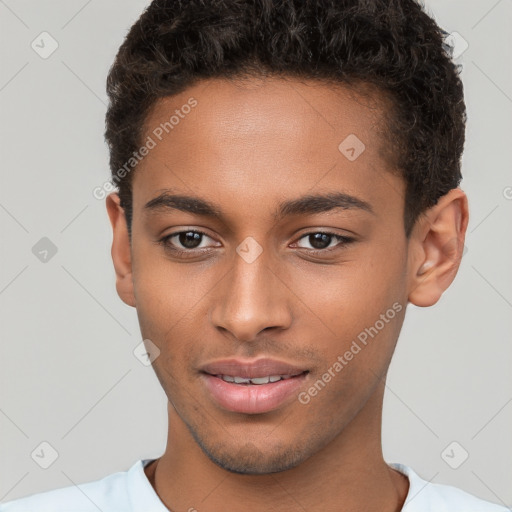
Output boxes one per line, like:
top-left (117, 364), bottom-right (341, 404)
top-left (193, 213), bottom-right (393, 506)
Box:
top-left (179, 231), bottom-right (202, 249)
top-left (310, 233), bottom-right (331, 249)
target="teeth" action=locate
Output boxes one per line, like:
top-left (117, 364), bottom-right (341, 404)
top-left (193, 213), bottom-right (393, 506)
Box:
top-left (233, 376), bottom-right (251, 384)
top-left (218, 374), bottom-right (291, 385)
top-left (250, 376), bottom-right (271, 385)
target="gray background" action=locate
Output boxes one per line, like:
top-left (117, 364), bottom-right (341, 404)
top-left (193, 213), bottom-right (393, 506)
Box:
top-left (0, 0), bottom-right (511, 507)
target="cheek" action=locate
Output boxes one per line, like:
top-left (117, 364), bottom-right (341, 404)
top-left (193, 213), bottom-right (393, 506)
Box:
top-left (293, 255), bottom-right (406, 336)
top-left (286, 249), bottom-right (408, 382)
top-left (132, 247), bottom-right (214, 330)
top-left (131, 253), bottom-right (216, 373)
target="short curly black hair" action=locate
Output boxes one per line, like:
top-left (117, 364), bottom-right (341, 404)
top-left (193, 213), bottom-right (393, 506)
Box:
top-left (104, 0), bottom-right (466, 238)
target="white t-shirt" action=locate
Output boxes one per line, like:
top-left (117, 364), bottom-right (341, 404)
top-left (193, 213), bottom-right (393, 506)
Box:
top-left (0, 459), bottom-right (508, 512)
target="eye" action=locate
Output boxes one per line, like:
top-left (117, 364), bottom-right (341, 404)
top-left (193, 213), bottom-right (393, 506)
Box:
top-left (293, 232), bottom-right (355, 252)
top-left (158, 230), bottom-right (218, 254)
top-left (157, 229), bottom-right (355, 258)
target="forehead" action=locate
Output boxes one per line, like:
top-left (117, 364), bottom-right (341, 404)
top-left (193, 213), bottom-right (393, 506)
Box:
top-left (140, 76), bottom-right (389, 156)
top-left (132, 76), bottom-right (402, 223)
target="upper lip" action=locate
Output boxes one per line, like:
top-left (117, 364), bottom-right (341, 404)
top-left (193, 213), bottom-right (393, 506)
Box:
top-left (201, 358), bottom-right (308, 379)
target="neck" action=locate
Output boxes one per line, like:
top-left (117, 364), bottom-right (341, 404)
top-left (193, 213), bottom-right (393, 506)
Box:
top-left (145, 382), bottom-right (409, 512)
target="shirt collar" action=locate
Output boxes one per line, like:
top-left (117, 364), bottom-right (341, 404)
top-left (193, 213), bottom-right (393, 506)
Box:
top-left (127, 459), bottom-right (171, 511)
top-left (130, 458), bottom-right (424, 512)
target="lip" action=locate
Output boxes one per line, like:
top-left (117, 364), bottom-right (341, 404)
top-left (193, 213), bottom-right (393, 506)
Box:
top-left (200, 358), bottom-right (309, 414)
top-left (201, 357), bottom-right (307, 379)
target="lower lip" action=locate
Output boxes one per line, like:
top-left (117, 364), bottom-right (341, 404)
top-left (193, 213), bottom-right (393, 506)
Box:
top-left (201, 373), bottom-right (307, 414)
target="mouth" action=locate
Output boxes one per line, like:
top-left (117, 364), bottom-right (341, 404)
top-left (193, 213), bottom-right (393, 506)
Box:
top-left (200, 358), bottom-right (309, 414)
top-left (213, 372), bottom-right (305, 385)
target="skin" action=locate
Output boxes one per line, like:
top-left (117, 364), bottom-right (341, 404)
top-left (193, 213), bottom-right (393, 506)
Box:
top-left (106, 76), bottom-right (468, 512)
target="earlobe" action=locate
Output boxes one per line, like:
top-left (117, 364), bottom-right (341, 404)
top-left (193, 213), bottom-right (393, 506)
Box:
top-left (106, 193), bottom-right (136, 307)
top-left (407, 188), bottom-right (469, 307)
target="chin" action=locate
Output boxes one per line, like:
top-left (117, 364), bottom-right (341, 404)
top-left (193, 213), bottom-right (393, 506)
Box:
top-left (191, 430), bottom-right (309, 475)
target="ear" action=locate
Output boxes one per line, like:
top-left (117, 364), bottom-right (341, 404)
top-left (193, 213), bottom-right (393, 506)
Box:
top-left (106, 192), bottom-right (136, 307)
top-left (407, 188), bottom-right (469, 307)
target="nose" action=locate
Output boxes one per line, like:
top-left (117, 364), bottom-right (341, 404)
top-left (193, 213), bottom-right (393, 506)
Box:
top-left (209, 247), bottom-right (293, 342)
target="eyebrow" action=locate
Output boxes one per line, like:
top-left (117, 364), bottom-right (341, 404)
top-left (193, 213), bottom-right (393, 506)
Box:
top-left (143, 189), bottom-right (374, 221)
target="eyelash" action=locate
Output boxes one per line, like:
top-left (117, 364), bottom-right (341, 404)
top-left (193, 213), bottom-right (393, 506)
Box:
top-left (157, 230), bottom-right (355, 258)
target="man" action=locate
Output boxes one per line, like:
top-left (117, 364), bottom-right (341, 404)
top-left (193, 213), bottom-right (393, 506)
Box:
top-left (1, 0), bottom-right (508, 511)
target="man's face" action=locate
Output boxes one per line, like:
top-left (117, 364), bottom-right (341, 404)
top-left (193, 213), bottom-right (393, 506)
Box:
top-left (128, 77), bottom-right (411, 474)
